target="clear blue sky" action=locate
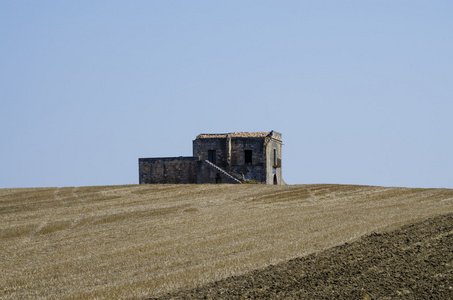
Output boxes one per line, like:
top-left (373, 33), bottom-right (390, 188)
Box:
top-left (1, 1), bottom-right (452, 188)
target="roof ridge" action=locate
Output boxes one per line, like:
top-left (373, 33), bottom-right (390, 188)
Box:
top-left (197, 131), bottom-right (271, 139)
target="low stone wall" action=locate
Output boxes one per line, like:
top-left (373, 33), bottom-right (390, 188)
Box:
top-left (139, 157), bottom-right (199, 184)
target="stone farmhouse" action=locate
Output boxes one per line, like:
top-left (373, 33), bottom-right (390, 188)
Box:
top-left (139, 131), bottom-right (283, 185)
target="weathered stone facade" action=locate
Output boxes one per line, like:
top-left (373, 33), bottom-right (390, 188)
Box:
top-left (138, 157), bottom-right (199, 184)
top-left (139, 131), bottom-right (283, 185)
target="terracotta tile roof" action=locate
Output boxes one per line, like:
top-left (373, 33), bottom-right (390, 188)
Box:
top-left (197, 132), bottom-right (271, 139)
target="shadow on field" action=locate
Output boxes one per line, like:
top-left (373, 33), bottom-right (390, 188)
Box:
top-left (150, 213), bottom-right (453, 299)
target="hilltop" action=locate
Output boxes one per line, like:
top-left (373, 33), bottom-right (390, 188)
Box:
top-left (1, 184), bottom-right (452, 299)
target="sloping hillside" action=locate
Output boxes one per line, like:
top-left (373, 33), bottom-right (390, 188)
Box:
top-left (1, 184), bottom-right (453, 299)
top-left (152, 213), bottom-right (453, 299)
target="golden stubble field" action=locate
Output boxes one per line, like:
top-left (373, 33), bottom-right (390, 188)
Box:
top-left (1, 184), bottom-right (453, 299)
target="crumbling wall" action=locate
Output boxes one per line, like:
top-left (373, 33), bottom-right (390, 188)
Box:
top-left (265, 132), bottom-right (283, 185)
top-left (193, 138), bottom-right (227, 167)
top-left (139, 157), bottom-right (199, 184)
top-left (197, 161), bottom-right (242, 184)
top-left (227, 165), bottom-right (264, 182)
top-left (229, 137), bottom-right (265, 167)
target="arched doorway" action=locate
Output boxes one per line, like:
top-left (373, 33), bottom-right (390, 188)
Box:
top-left (273, 174), bottom-right (278, 185)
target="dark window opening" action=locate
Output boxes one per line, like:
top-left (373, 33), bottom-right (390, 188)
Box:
top-left (208, 150), bottom-right (216, 164)
top-left (273, 149), bottom-right (277, 167)
top-left (244, 150), bottom-right (252, 164)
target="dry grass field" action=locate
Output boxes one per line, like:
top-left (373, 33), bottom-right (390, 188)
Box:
top-left (1, 184), bottom-right (453, 299)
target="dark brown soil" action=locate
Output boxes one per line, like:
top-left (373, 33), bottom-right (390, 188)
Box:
top-left (150, 213), bottom-right (453, 299)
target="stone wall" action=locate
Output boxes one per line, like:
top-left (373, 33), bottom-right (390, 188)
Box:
top-left (197, 161), bottom-right (242, 184)
top-left (229, 137), bottom-right (265, 167)
top-left (228, 165), bottom-right (264, 182)
top-left (138, 157), bottom-right (243, 184)
top-left (193, 138), bottom-right (228, 167)
top-left (138, 157), bottom-right (199, 184)
top-left (192, 134), bottom-right (276, 184)
top-left (265, 133), bottom-right (283, 185)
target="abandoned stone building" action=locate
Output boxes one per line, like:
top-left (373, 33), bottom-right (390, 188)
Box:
top-left (139, 131), bottom-right (283, 185)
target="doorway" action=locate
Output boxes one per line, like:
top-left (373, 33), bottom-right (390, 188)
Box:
top-left (208, 150), bottom-right (216, 164)
top-left (273, 174), bottom-right (278, 185)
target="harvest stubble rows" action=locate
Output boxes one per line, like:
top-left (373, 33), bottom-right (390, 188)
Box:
top-left (1, 184), bottom-right (452, 299)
